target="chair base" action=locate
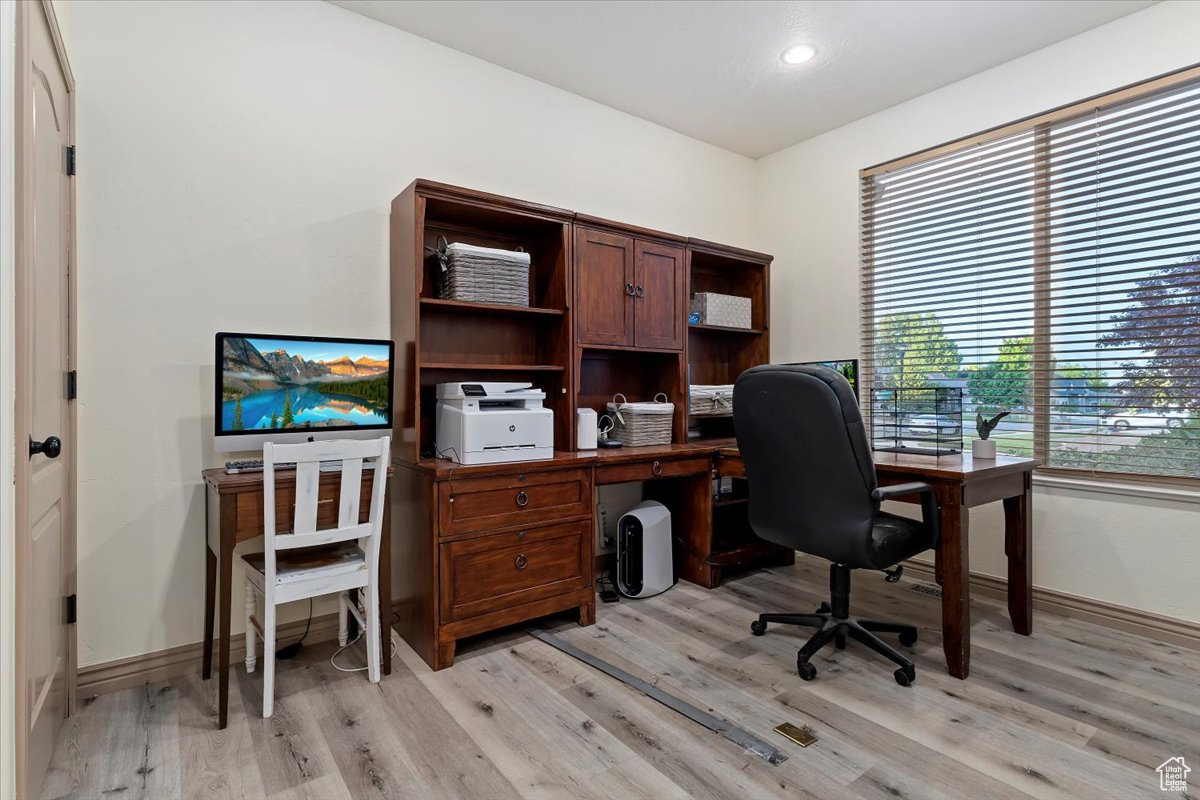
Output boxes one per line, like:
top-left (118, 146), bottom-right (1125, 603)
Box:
top-left (751, 563), bottom-right (917, 687)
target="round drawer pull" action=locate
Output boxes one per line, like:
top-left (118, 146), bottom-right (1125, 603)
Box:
top-left (515, 554), bottom-right (529, 570)
top-left (517, 530), bottom-right (526, 539)
top-left (651, 460), bottom-right (662, 477)
top-left (515, 490), bottom-right (529, 507)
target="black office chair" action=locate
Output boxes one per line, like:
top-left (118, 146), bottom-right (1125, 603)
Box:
top-left (733, 364), bottom-right (940, 686)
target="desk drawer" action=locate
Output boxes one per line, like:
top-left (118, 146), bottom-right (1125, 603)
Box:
top-left (595, 455), bottom-right (710, 485)
top-left (440, 520), bottom-right (589, 621)
top-left (438, 468), bottom-right (590, 535)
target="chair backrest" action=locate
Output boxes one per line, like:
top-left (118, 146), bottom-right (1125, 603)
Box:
top-left (733, 365), bottom-right (880, 567)
top-left (261, 436), bottom-right (390, 585)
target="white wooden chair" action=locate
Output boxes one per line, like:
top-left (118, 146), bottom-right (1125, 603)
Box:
top-left (242, 436), bottom-right (390, 717)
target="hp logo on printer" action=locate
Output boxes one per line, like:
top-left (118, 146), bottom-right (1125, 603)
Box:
top-left (509, 424), bottom-right (516, 432)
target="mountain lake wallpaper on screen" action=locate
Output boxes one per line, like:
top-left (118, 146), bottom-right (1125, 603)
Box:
top-left (221, 337), bottom-right (391, 432)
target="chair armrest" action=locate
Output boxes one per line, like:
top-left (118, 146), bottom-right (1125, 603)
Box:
top-left (871, 482), bottom-right (934, 500)
top-left (871, 482), bottom-right (941, 548)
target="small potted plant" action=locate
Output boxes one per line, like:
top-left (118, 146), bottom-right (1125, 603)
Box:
top-left (973, 411), bottom-right (1009, 459)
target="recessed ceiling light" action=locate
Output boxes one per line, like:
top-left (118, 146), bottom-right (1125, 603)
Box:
top-left (780, 44), bottom-right (817, 65)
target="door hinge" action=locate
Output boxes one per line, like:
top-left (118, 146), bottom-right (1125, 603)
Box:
top-left (66, 370), bottom-right (77, 400)
top-left (65, 594), bottom-right (77, 625)
top-left (66, 145), bottom-right (76, 176)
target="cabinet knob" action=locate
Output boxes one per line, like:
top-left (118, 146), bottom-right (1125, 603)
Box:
top-left (515, 554), bottom-right (528, 570)
top-left (624, 282), bottom-right (636, 297)
top-left (651, 460), bottom-right (662, 477)
top-left (635, 285), bottom-right (645, 298)
top-left (515, 490), bottom-right (529, 507)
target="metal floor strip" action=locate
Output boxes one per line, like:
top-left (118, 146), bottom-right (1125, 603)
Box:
top-left (527, 627), bottom-right (787, 765)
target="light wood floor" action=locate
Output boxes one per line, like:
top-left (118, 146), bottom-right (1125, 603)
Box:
top-left (42, 560), bottom-right (1200, 800)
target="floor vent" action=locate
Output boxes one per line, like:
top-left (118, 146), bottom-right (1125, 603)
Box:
top-left (909, 583), bottom-right (943, 600)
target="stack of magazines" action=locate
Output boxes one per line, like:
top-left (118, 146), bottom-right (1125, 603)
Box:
top-left (435, 241), bottom-right (531, 306)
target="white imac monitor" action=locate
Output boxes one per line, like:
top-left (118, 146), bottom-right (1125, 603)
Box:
top-left (215, 332), bottom-right (395, 453)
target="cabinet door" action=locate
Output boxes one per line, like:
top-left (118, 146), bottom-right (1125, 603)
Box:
top-left (574, 227), bottom-right (634, 346)
top-left (633, 241), bottom-right (686, 350)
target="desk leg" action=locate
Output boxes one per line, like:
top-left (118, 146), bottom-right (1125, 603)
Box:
top-left (380, 494), bottom-right (392, 676)
top-left (1004, 472), bottom-right (1033, 636)
top-left (217, 499), bottom-right (235, 729)
top-left (202, 546), bottom-right (216, 680)
top-left (937, 493), bottom-right (970, 679)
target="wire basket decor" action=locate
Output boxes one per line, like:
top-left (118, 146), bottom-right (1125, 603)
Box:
top-left (688, 384), bottom-right (734, 417)
top-left (427, 235), bottom-right (531, 306)
top-left (605, 392), bottom-right (674, 446)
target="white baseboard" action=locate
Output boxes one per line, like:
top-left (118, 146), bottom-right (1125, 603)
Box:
top-left (80, 571), bottom-right (1200, 698)
top-left (903, 560), bottom-right (1200, 651)
top-left (77, 612), bottom-right (342, 697)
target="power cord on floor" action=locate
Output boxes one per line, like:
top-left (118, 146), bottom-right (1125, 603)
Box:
top-left (330, 631), bottom-right (398, 673)
top-left (597, 570), bottom-right (620, 603)
top-left (673, 534), bottom-right (723, 567)
top-left (276, 598), bottom-right (312, 660)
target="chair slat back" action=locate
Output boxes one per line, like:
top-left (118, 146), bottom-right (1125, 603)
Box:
top-left (261, 436), bottom-right (391, 586)
top-left (339, 457), bottom-right (364, 527)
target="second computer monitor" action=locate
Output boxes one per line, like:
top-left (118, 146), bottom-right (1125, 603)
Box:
top-left (787, 359), bottom-right (859, 398)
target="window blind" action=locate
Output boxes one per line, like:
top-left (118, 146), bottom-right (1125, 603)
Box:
top-left (861, 70), bottom-right (1200, 481)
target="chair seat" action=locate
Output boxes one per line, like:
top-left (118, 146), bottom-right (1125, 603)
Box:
top-left (868, 511), bottom-right (935, 569)
top-left (242, 541), bottom-right (365, 585)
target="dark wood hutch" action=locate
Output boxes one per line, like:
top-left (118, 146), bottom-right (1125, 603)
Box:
top-left (389, 180), bottom-right (788, 670)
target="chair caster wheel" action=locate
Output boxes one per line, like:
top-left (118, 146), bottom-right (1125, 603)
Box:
top-left (899, 629), bottom-right (918, 647)
top-left (816, 602), bottom-right (831, 614)
top-left (894, 667), bottom-right (915, 687)
top-left (797, 660), bottom-right (817, 681)
top-left (750, 620), bottom-right (767, 636)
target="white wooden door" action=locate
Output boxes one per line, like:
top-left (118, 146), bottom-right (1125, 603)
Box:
top-left (15, 2), bottom-right (75, 798)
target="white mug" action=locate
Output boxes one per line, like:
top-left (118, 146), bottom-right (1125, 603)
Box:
top-left (577, 408), bottom-right (598, 450)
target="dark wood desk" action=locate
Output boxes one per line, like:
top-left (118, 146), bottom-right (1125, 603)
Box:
top-left (201, 467), bottom-right (393, 728)
top-left (716, 447), bottom-right (1037, 679)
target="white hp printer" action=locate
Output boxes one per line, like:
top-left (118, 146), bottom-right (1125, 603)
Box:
top-left (435, 382), bottom-right (554, 465)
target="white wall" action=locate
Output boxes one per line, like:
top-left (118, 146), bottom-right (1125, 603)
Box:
top-left (68, 0), bottom-right (758, 668)
top-left (756, 0), bottom-right (1200, 622)
top-left (65, 0), bottom-right (1200, 675)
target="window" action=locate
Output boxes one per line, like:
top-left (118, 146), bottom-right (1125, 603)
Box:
top-left (861, 68), bottom-right (1200, 481)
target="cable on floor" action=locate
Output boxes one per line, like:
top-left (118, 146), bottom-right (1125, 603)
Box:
top-left (329, 629), bottom-right (398, 673)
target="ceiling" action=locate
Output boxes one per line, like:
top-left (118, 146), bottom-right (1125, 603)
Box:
top-left (329, 0), bottom-right (1158, 158)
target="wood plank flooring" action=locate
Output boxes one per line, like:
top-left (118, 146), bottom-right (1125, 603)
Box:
top-left (41, 560), bottom-right (1200, 799)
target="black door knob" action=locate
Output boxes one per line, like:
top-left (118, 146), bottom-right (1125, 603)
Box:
top-left (30, 435), bottom-right (62, 459)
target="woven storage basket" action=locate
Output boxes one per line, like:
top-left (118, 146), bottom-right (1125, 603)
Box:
top-left (429, 238), bottom-right (531, 306)
top-left (605, 393), bottom-right (674, 447)
top-left (688, 384), bottom-right (734, 417)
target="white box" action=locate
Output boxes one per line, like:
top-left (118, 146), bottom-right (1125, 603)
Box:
top-left (690, 292), bottom-right (752, 329)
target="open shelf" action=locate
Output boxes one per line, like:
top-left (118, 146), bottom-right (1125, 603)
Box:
top-left (420, 194), bottom-right (570, 310)
top-left (707, 540), bottom-right (790, 568)
top-left (713, 496), bottom-right (750, 508)
top-left (420, 362), bottom-right (564, 372)
top-left (577, 348), bottom-right (686, 447)
top-left (420, 297), bottom-right (565, 317)
top-left (581, 342), bottom-right (684, 356)
top-left (688, 323), bottom-right (763, 335)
